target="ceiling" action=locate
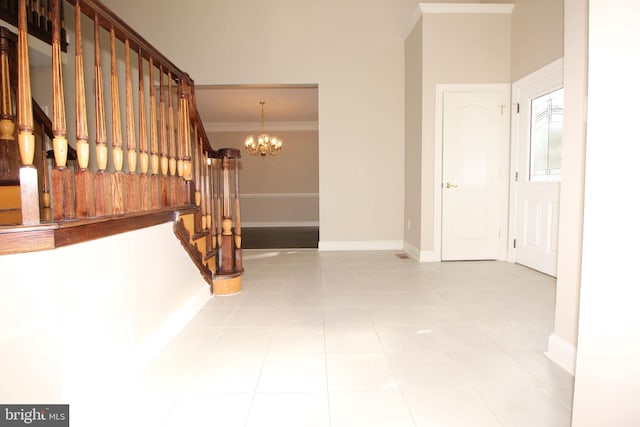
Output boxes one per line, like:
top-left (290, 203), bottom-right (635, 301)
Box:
top-left (194, 85), bottom-right (319, 130)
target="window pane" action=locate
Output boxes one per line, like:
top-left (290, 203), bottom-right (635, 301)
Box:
top-left (530, 88), bottom-right (564, 182)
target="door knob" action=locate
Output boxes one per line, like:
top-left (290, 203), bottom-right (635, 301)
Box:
top-left (444, 182), bottom-right (458, 189)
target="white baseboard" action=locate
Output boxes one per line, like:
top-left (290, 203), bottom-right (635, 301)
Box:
top-left (318, 240), bottom-right (403, 251)
top-left (419, 250), bottom-right (438, 262)
top-left (403, 242), bottom-right (421, 261)
top-left (545, 333), bottom-right (577, 375)
top-left (133, 285), bottom-right (212, 369)
top-left (403, 242), bottom-right (439, 262)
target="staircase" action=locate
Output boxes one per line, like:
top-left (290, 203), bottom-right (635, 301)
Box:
top-left (0, 0), bottom-right (243, 294)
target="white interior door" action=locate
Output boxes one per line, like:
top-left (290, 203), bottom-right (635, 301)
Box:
top-left (511, 60), bottom-right (563, 276)
top-left (441, 87), bottom-right (510, 261)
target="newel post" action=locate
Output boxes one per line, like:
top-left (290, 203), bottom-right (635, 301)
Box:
top-left (213, 148), bottom-right (243, 295)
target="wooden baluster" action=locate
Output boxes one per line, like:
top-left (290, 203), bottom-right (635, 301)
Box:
top-left (93, 12), bottom-right (111, 216)
top-left (178, 80), bottom-right (193, 204)
top-left (215, 153), bottom-right (222, 256)
top-left (149, 57), bottom-right (160, 209)
top-left (110, 26), bottom-right (126, 214)
top-left (39, 0), bottom-right (46, 31)
top-left (159, 68), bottom-right (169, 206)
top-left (233, 151), bottom-right (243, 271)
top-left (192, 128), bottom-right (202, 232)
top-left (17, 0), bottom-right (39, 224)
top-left (210, 155), bottom-right (219, 273)
top-left (74, 0), bottom-right (94, 218)
top-left (185, 88), bottom-right (194, 202)
top-left (124, 38), bottom-right (139, 211)
top-left (46, 0), bottom-right (52, 33)
top-left (204, 151), bottom-right (216, 274)
top-left (167, 72), bottom-right (176, 206)
top-left (176, 79), bottom-right (184, 205)
top-left (0, 28), bottom-right (14, 141)
top-left (40, 122), bottom-right (51, 220)
top-left (138, 48), bottom-right (150, 210)
top-left (198, 136), bottom-right (207, 232)
top-left (206, 148), bottom-right (213, 236)
top-left (30, 0), bottom-right (37, 26)
top-left (219, 150), bottom-right (233, 274)
top-left (50, 0), bottom-right (72, 220)
top-left (176, 81), bottom-right (183, 179)
top-left (59, 0), bottom-right (65, 52)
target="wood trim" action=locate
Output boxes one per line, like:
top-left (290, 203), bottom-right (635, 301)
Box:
top-left (173, 217), bottom-right (213, 287)
top-left (0, 207), bottom-right (195, 255)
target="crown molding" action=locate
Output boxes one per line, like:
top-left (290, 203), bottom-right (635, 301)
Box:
top-left (204, 121), bottom-right (319, 133)
top-left (419, 3), bottom-right (514, 15)
top-left (404, 3), bottom-right (514, 39)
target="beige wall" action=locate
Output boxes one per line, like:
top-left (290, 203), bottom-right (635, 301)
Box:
top-left (403, 20), bottom-right (423, 254)
top-left (510, 0), bottom-right (564, 81)
top-left (101, 0), bottom-right (422, 249)
top-left (209, 130), bottom-right (319, 225)
top-left (419, 9), bottom-right (512, 256)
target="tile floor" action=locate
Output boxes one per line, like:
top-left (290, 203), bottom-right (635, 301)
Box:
top-left (137, 250), bottom-right (574, 426)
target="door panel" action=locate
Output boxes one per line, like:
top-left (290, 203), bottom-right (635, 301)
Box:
top-left (511, 61), bottom-right (563, 276)
top-left (441, 88), bottom-right (510, 261)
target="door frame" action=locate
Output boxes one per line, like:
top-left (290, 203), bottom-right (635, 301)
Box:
top-left (507, 58), bottom-right (564, 264)
top-left (434, 83), bottom-right (511, 261)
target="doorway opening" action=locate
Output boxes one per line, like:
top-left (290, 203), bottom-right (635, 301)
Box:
top-left (195, 84), bottom-right (319, 249)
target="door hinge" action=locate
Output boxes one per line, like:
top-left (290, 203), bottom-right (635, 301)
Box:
top-left (515, 171), bottom-right (519, 182)
top-left (513, 239), bottom-right (517, 248)
top-left (516, 102), bottom-right (520, 114)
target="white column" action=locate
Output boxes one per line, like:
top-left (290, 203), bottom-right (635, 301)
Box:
top-left (571, 0), bottom-right (640, 425)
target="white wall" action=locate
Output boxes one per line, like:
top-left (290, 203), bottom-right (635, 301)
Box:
top-left (571, 0), bottom-right (640, 424)
top-left (544, 0), bottom-right (585, 375)
top-left (100, 0), bottom-right (420, 249)
top-left (0, 223), bottom-right (210, 423)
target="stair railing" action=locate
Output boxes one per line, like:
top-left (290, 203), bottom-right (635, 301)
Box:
top-left (0, 0), bottom-right (243, 291)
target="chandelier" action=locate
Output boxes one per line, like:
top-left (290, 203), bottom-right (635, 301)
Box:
top-left (244, 101), bottom-right (283, 156)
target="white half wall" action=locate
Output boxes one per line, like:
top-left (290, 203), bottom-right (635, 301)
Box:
top-left (0, 224), bottom-right (210, 419)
